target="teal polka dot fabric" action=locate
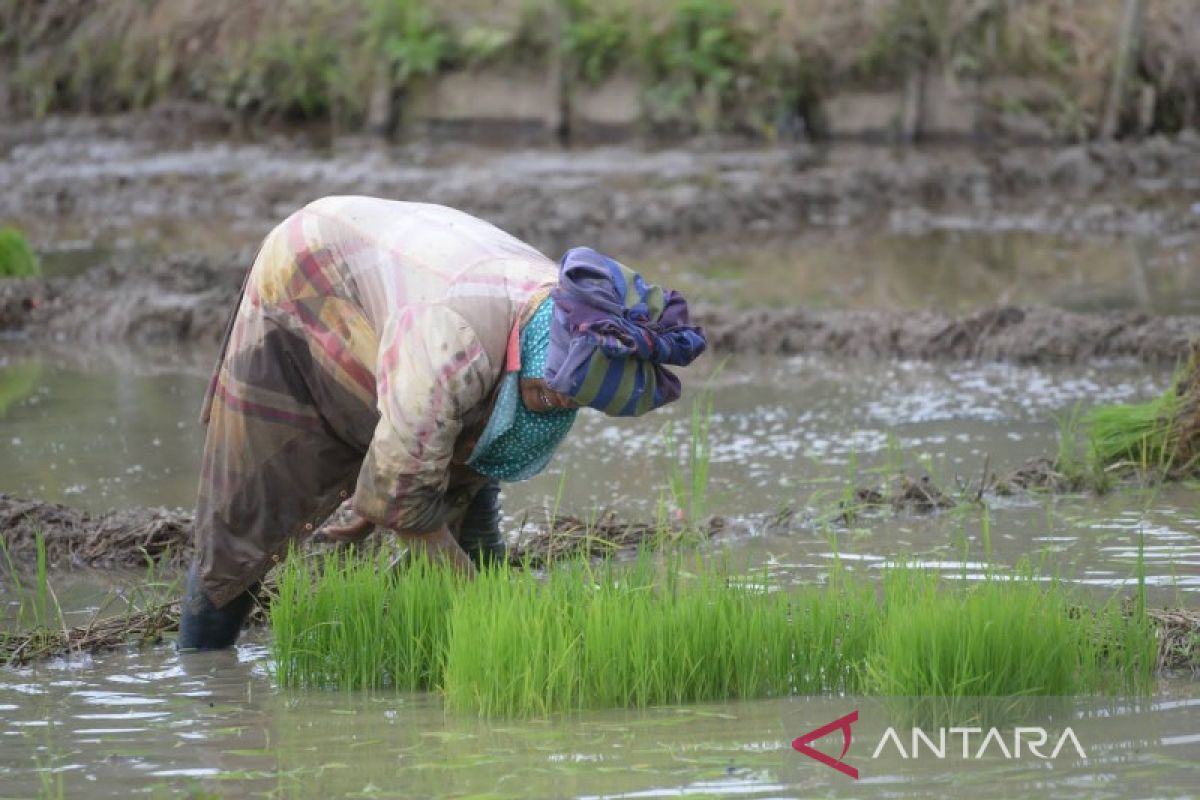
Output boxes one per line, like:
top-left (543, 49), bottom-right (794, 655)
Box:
top-left (467, 299), bottom-right (578, 481)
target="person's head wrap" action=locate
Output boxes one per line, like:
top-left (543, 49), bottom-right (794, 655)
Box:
top-left (467, 298), bottom-right (576, 482)
top-left (544, 247), bottom-right (706, 416)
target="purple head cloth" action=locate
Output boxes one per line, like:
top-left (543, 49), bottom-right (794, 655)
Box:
top-left (544, 247), bottom-right (707, 416)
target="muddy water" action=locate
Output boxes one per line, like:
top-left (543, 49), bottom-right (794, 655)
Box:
top-left (3, 329), bottom-right (1198, 798)
top-left (0, 645), bottom-right (1197, 799)
top-left (25, 223), bottom-right (1200, 315)
top-left (0, 349), bottom-right (1194, 602)
top-left (654, 229), bottom-right (1200, 315)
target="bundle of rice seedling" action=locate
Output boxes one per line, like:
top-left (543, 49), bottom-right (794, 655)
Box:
top-left (1087, 345), bottom-right (1200, 476)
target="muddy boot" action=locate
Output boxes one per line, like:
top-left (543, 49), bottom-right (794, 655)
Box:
top-left (455, 479), bottom-right (508, 568)
top-left (177, 562), bottom-right (255, 651)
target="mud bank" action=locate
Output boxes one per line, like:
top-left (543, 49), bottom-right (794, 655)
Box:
top-left (4, 260), bottom-right (1198, 363)
top-left (3, 118), bottom-right (1200, 255)
top-left (0, 255), bottom-right (242, 346)
top-left (0, 493), bottom-right (193, 571)
top-left (699, 303), bottom-right (1200, 364)
top-left (0, 493), bottom-right (735, 573)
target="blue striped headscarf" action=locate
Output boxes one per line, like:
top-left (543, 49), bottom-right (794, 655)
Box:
top-left (544, 247), bottom-right (707, 416)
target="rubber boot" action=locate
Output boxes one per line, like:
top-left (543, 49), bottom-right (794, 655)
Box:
top-left (455, 479), bottom-right (508, 568)
top-left (176, 562), bottom-right (256, 651)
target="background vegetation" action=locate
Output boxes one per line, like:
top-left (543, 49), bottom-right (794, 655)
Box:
top-left (1, 0), bottom-right (1197, 139)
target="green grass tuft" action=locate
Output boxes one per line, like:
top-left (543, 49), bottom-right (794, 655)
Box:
top-left (270, 549), bottom-right (1156, 718)
top-left (0, 227), bottom-right (40, 278)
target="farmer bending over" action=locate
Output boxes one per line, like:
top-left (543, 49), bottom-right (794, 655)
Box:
top-left (178, 196), bottom-right (706, 650)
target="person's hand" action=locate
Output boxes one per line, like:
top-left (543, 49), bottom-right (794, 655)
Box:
top-left (395, 524), bottom-right (477, 579)
top-left (321, 512), bottom-right (375, 544)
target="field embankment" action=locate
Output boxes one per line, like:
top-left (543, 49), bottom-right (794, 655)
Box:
top-left (3, 1), bottom-right (1199, 143)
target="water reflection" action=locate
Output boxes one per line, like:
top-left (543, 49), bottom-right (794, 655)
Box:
top-left (0, 645), bottom-right (1196, 799)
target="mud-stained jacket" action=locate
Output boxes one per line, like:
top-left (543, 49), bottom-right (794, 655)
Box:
top-left (201, 196), bottom-right (557, 537)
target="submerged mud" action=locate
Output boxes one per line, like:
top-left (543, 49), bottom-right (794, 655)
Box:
top-left (3, 258), bottom-right (1199, 362)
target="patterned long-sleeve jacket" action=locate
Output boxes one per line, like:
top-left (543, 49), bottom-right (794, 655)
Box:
top-left (203, 196), bottom-right (557, 534)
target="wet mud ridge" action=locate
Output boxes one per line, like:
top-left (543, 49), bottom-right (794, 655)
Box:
top-left (3, 260), bottom-right (1199, 363)
top-left (0, 493), bottom-right (194, 571)
top-left (0, 255), bottom-right (242, 346)
top-left (0, 493), bottom-right (730, 572)
top-left (699, 304), bottom-right (1200, 364)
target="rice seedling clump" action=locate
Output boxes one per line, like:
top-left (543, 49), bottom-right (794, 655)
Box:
top-left (1086, 347), bottom-right (1200, 476)
top-left (270, 551), bottom-right (1155, 716)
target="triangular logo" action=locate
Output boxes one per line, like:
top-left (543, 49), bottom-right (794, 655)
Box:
top-left (791, 709), bottom-right (859, 780)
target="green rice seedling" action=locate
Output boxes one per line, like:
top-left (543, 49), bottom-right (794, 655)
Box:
top-left (1, 532), bottom-right (58, 629)
top-left (1087, 354), bottom-right (1200, 478)
top-left (443, 560), bottom-right (588, 716)
top-left (447, 552), bottom-right (876, 715)
top-left (979, 505), bottom-right (992, 564)
top-left (34, 532), bottom-right (49, 627)
top-left (662, 390), bottom-right (714, 530)
top-left (865, 561), bottom-right (1155, 724)
top-left (1053, 402), bottom-right (1092, 488)
top-left (272, 547), bottom-right (1156, 719)
top-left (270, 548), bottom-right (458, 690)
top-left (0, 226), bottom-right (40, 278)
top-left (1087, 390), bottom-right (1181, 472)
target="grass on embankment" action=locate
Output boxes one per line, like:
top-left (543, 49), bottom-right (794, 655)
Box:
top-left (5, 0), bottom-right (1198, 139)
top-left (270, 550), bottom-right (1156, 717)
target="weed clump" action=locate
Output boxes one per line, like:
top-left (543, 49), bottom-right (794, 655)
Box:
top-left (270, 550), bottom-right (1156, 717)
top-left (0, 227), bottom-right (40, 279)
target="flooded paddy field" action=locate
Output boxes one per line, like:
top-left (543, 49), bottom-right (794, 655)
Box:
top-left (2, 338), bottom-right (1198, 794)
top-left (2, 130), bottom-right (1200, 797)
top-left (1, 349), bottom-right (1194, 603)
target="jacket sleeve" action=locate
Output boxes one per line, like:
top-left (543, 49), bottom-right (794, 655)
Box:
top-left (353, 304), bottom-right (495, 532)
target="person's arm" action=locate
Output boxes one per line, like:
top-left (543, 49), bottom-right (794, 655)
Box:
top-left (352, 305), bottom-right (496, 543)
